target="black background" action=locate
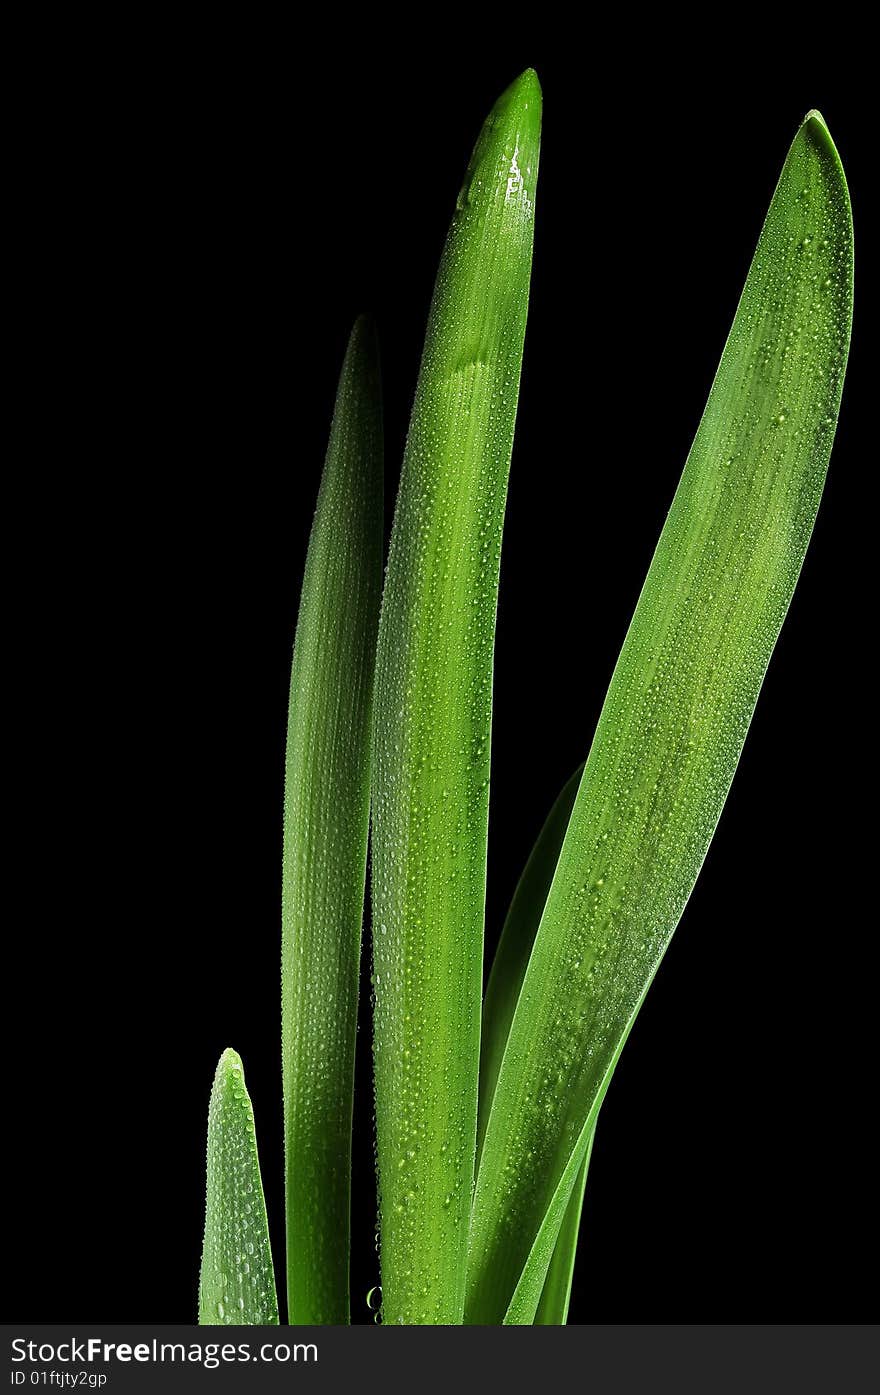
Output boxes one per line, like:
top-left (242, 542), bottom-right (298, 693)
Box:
top-left (7, 33), bottom-right (875, 1325)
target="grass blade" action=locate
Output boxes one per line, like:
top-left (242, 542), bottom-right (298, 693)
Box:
top-left (199, 1049), bottom-right (279, 1325)
top-left (467, 111), bottom-right (853, 1323)
top-left (371, 70), bottom-right (541, 1324)
top-left (282, 317), bottom-right (383, 1324)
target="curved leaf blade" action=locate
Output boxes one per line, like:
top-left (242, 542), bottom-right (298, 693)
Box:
top-left (282, 317), bottom-right (383, 1323)
top-left (478, 764), bottom-right (583, 1162)
top-left (199, 1049), bottom-right (279, 1325)
top-left (532, 1139), bottom-right (592, 1326)
top-left (468, 111), bottom-right (853, 1323)
top-left (371, 70), bottom-right (541, 1324)
top-left (478, 765), bottom-right (593, 1326)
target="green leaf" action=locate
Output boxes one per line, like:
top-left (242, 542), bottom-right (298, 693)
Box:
top-left (500, 976), bottom-right (658, 1326)
top-left (371, 69), bottom-right (541, 1325)
top-left (532, 1138), bottom-right (592, 1326)
top-left (199, 1049), bottom-right (279, 1325)
top-left (467, 111), bottom-right (853, 1323)
top-left (282, 317), bottom-right (383, 1324)
top-left (478, 765), bottom-right (584, 1162)
top-left (477, 765), bottom-right (593, 1326)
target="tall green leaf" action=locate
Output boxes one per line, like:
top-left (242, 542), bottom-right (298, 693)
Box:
top-left (467, 110), bottom-right (853, 1323)
top-left (199, 1049), bottom-right (279, 1325)
top-left (371, 70), bottom-right (541, 1324)
top-left (282, 317), bottom-right (383, 1324)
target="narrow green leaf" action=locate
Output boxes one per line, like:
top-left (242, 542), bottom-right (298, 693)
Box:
top-left (477, 765), bottom-right (593, 1326)
top-left (282, 317), bottom-right (383, 1324)
top-left (500, 973), bottom-right (659, 1326)
top-left (371, 70), bottom-right (541, 1325)
top-left (199, 1049), bottom-right (279, 1325)
top-left (478, 765), bottom-right (583, 1162)
top-left (467, 111), bottom-right (853, 1323)
top-left (533, 1137), bottom-right (592, 1326)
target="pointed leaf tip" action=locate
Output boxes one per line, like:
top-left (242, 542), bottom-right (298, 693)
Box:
top-left (483, 67), bottom-right (542, 151)
top-left (218, 1046), bottom-right (242, 1074)
top-left (200, 1048), bottom-right (278, 1325)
